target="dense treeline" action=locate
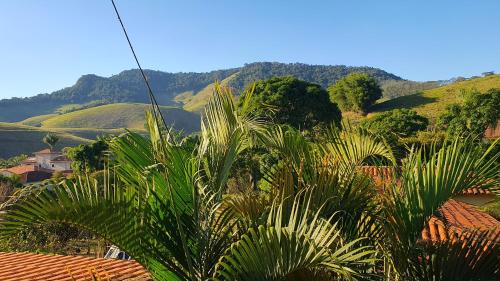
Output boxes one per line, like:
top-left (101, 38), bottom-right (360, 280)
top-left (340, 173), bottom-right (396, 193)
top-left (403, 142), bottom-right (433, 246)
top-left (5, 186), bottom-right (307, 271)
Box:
top-left (228, 62), bottom-right (401, 90)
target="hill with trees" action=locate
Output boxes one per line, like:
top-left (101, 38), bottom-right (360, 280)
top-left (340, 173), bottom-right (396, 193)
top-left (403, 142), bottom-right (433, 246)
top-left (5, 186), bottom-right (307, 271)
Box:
top-left (0, 62), bottom-right (402, 122)
top-left (367, 74), bottom-right (500, 122)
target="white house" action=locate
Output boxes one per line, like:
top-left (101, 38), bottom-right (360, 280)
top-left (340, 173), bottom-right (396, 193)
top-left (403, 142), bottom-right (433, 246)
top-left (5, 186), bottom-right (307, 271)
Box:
top-left (1, 149), bottom-right (72, 184)
top-left (33, 149), bottom-right (72, 171)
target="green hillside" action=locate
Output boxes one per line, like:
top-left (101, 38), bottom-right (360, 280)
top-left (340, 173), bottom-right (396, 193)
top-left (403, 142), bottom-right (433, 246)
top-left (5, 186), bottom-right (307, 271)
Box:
top-left (367, 74), bottom-right (500, 122)
top-left (0, 62), bottom-right (401, 122)
top-left (182, 73), bottom-right (238, 112)
top-left (40, 103), bottom-right (200, 133)
top-left (19, 114), bottom-right (58, 127)
top-left (0, 122), bottom-right (91, 158)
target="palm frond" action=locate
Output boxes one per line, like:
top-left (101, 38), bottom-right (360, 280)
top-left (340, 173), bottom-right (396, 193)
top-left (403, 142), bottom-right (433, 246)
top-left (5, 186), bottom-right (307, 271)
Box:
top-left (214, 195), bottom-right (376, 281)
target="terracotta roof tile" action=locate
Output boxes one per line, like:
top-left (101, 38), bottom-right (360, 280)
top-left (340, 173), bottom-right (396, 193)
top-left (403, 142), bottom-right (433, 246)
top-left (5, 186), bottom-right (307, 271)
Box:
top-left (34, 149), bottom-right (60, 154)
top-left (0, 252), bottom-right (150, 280)
top-left (4, 165), bottom-right (38, 175)
top-left (421, 199), bottom-right (500, 242)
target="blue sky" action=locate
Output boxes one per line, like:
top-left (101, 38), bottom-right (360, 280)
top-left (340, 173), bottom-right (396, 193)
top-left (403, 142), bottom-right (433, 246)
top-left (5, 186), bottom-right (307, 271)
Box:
top-left (0, 0), bottom-right (499, 99)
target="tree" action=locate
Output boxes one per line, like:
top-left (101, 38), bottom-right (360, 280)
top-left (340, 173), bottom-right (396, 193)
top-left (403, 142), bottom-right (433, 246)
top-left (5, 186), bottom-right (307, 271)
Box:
top-left (438, 88), bottom-right (499, 138)
top-left (328, 72), bottom-right (382, 113)
top-left (239, 76), bottom-right (341, 130)
top-left (65, 139), bottom-right (109, 173)
top-left (42, 133), bottom-right (59, 149)
top-left (362, 109), bottom-right (429, 139)
top-left (1, 83), bottom-right (498, 280)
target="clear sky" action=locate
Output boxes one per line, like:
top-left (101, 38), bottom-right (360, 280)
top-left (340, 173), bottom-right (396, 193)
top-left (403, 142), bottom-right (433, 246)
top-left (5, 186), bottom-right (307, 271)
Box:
top-left (0, 0), bottom-right (499, 99)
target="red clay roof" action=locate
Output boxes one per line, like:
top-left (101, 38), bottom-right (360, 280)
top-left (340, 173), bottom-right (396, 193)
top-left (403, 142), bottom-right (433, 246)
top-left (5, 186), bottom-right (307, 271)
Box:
top-left (357, 166), bottom-right (499, 242)
top-left (0, 252), bottom-right (150, 281)
top-left (34, 149), bottom-right (60, 154)
top-left (421, 199), bottom-right (499, 242)
top-left (3, 165), bottom-right (38, 175)
top-left (2, 165), bottom-right (53, 175)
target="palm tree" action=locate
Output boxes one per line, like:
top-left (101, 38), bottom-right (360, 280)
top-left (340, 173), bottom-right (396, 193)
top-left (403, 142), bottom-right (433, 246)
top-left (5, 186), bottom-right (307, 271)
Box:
top-left (0, 83), bottom-right (498, 280)
top-left (42, 133), bottom-right (59, 150)
top-left (0, 84), bottom-right (376, 280)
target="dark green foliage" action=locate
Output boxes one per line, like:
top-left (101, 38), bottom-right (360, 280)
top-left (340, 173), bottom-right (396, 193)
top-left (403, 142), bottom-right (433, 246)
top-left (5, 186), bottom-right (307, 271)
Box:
top-left (0, 174), bottom-right (22, 203)
top-left (328, 73), bottom-right (383, 113)
top-left (0, 62), bottom-right (399, 122)
top-left (42, 133), bottom-right (59, 149)
top-left (438, 88), bottom-right (499, 138)
top-left (241, 77), bottom-right (341, 130)
top-left (65, 139), bottom-right (109, 173)
top-left (229, 62), bottom-right (400, 90)
top-left (363, 109), bottom-right (429, 139)
top-left (0, 154), bottom-right (28, 169)
top-left (0, 220), bottom-right (98, 256)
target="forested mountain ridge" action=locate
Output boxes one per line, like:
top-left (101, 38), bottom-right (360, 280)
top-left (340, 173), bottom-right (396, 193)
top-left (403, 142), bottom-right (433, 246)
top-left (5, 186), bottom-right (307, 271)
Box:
top-left (0, 62), bottom-right (401, 122)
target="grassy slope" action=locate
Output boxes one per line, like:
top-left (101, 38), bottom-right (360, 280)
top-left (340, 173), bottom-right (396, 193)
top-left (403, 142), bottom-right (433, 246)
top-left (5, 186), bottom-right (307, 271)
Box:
top-left (1, 103), bottom-right (201, 158)
top-left (366, 74), bottom-right (500, 123)
top-left (182, 73), bottom-right (239, 112)
top-left (18, 114), bottom-right (58, 127)
top-left (0, 122), bottom-right (91, 158)
top-left (40, 103), bottom-right (200, 133)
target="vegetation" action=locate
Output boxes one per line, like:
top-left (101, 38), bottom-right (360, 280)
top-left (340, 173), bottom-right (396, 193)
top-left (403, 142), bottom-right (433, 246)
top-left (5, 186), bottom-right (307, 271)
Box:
top-left (362, 109), bottom-right (429, 143)
top-left (1, 83), bottom-right (498, 280)
top-left (18, 114), bottom-right (58, 127)
top-left (182, 73), bottom-right (238, 112)
top-left (42, 133), bottom-right (60, 149)
top-left (55, 100), bottom-right (110, 114)
top-left (370, 74), bottom-right (500, 122)
top-left (328, 72), bottom-right (382, 113)
top-left (0, 154), bottom-right (28, 169)
top-left (380, 79), bottom-right (439, 100)
top-left (65, 139), bottom-right (109, 173)
top-left (228, 62), bottom-right (400, 90)
top-left (40, 103), bottom-right (200, 132)
top-left (240, 76), bottom-right (341, 130)
top-left (0, 122), bottom-right (91, 158)
top-left (0, 62), bottom-right (399, 122)
top-left (437, 89), bottom-right (499, 138)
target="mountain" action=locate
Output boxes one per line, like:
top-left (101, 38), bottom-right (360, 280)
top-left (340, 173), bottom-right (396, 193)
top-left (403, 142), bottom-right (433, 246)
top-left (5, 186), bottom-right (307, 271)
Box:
top-left (0, 62), bottom-right (402, 122)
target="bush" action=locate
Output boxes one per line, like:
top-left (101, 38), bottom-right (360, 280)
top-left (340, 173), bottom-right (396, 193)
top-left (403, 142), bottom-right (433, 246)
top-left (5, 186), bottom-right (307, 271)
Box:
top-left (362, 109), bottom-right (429, 140)
top-left (328, 72), bottom-right (382, 113)
top-left (438, 88), bottom-right (499, 138)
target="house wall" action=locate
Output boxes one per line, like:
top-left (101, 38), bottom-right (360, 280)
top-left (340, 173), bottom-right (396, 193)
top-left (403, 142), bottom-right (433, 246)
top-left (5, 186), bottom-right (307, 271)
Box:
top-left (50, 161), bottom-right (71, 171)
top-left (35, 154), bottom-right (55, 169)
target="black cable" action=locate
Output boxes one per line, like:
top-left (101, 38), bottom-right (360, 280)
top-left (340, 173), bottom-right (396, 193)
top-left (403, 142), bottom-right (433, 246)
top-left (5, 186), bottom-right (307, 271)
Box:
top-left (110, 0), bottom-right (167, 127)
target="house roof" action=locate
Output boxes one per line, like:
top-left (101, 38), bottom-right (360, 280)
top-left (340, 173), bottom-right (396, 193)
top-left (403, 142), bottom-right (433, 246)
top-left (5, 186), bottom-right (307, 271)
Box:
top-left (0, 252), bottom-right (150, 281)
top-left (34, 149), bottom-right (60, 155)
top-left (358, 166), bottom-right (499, 242)
top-left (2, 165), bottom-right (53, 175)
top-left (51, 155), bottom-right (71, 162)
top-left (3, 165), bottom-right (37, 175)
top-left (421, 199), bottom-right (499, 242)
